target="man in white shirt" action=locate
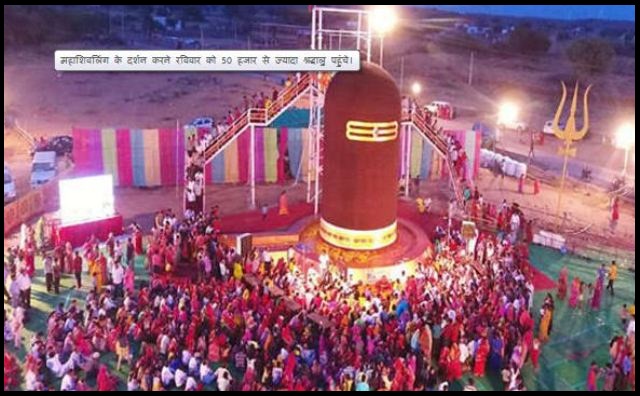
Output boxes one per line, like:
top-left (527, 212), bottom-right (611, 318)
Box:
top-left (459, 339), bottom-right (470, 368)
top-left (463, 377), bottom-right (477, 391)
top-left (185, 376), bottom-right (198, 391)
top-left (4, 263), bottom-right (11, 302)
top-left (200, 361), bottom-right (215, 385)
top-left (262, 249), bottom-right (272, 265)
top-left (161, 365), bottom-right (175, 388)
top-left (438, 381), bottom-right (449, 391)
top-left (25, 367), bottom-right (41, 391)
top-left (194, 172), bottom-right (204, 198)
top-left (17, 269), bottom-right (32, 308)
top-left (186, 181), bottom-right (196, 204)
top-left (319, 251), bottom-right (330, 273)
top-left (102, 293), bottom-right (116, 312)
top-left (188, 354), bottom-right (200, 375)
top-left (214, 366), bottom-right (232, 391)
top-left (159, 333), bottom-right (170, 356)
top-left (174, 367), bottom-right (187, 388)
top-left (43, 255), bottom-right (54, 293)
top-left (60, 370), bottom-right (77, 391)
top-left (46, 352), bottom-right (76, 378)
top-left (181, 349), bottom-right (192, 366)
top-left (111, 262), bottom-right (125, 299)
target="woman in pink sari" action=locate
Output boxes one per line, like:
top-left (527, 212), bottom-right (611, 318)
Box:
top-left (124, 265), bottom-right (135, 295)
top-left (568, 277), bottom-right (580, 308)
top-left (590, 278), bottom-right (603, 310)
top-left (557, 266), bottom-right (569, 300)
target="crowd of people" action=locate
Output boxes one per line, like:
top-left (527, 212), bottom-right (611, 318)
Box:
top-left (0, 207), bottom-right (589, 391)
top-left (3, 188), bottom-right (635, 392)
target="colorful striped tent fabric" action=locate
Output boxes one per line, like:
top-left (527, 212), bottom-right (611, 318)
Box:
top-left (287, 128), bottom-right (304, 181)
top-left (101, 128), bottom-right (118, 185)
top-left (74, 126), bottom-right (310, 187)
top-left (72, 124), bottom-right (478, 187)
top-left (255, 128), bottom-right (266, 183)
top-left (410, 130), bottom-right (423, 178)
top-left (278, 128), bottom-right (288, 184)
top-left (263, 128), bottom-right (278, 183)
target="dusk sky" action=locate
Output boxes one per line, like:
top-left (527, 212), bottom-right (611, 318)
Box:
top-left (425, 5), bottom-right (635, 21)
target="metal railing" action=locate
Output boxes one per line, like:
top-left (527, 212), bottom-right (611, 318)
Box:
top-left (203, 73), bottom-right (312, 163)
top-left (402, 106), bottom-right (464, 208)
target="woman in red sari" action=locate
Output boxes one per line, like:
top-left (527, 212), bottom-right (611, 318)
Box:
top-left (97, 364), bottom-right (117, 391)
top-left (4, 352), bottom-right (20, 391)
top-left (24, 244), bottom-right (36, 278)
top-left (473, 337), bottom-right (490, 377)
top-left (568, 276), bottom-right (581, 308)
top-left (439, 341), bottom-right (451, 379)
top-left (447, 342), bottom-right (463, 382)
top-left (133, 225), bottom-right (144, 255)
top-left (278, 190), bottom-right (289, 216)
top-left (557, 266), bottom-right (569, 300)
top-left (208, 333), bottom-right (221, 363)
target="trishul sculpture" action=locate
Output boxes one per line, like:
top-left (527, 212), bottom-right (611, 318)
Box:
top-left (552, 81), bottom-right (592, 227)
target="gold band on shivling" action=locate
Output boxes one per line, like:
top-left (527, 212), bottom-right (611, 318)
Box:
top-left (319, 218), bottom-right (397, 250)
top-left (346, 120), bottom-right (398, 142)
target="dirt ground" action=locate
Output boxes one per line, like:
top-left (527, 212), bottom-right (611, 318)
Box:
top-left (3, 15), bottom-right (635, 253)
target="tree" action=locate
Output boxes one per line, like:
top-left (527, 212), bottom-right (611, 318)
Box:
top-left (506, 25), bottom-right (551, 55)
top-left (173, 5), bottom-right (205, 23)
top-left (566, 38), bottom-right (615, 75)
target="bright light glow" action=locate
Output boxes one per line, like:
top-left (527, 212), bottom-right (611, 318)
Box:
top-left (615, 123), bottom-right (635, 149)
top-left (59, 175), bottom-right (114, 224)
top-left (497, 102), bottom-right (519, 125)
top-left (370, 7), bottom-right (397, 35)
top-left (411, 82), bottom-right (422, 96)
top-left (319, 218), bottom-right (397, 250)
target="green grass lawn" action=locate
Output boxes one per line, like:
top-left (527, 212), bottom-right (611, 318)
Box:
top-left (453, 245), bottom-right (634, 391)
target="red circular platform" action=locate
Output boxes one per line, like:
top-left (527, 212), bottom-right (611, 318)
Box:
top-left (293, 214), bottom-right (433, 283)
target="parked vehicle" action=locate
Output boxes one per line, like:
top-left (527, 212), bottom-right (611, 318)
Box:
top-left (31, 135), bottom-right (73, 157)
top-left (189, 117), bottom-right (214, 129)
top-left (424, 101), bottom-right (455, 120)
top-left (4, 163), bottom-right (16, 204)
top-left (542, 120), bottom-right (565, 135)
top-left (31, 151), bottom-right (57, 187)
top-left (609, 176), bottom-right (626, 192)
top-left (497, 119), bottom-right (528, 133)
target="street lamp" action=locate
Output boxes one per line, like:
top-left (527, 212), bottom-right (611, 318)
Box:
top-left (615, 122), bottom-right (635, 177)
top-left (497, 102), bottom-right (519, 126)
top-left (411, 82), bottom-right (422, 96)
top-left (496, 101), bottom-right (519, 144)
top-left (370, 6), bottom-right (397, 67)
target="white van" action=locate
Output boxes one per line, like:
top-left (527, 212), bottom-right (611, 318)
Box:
top-left (31, 151), bottom-right (57, 187)
top-left (4, 163), bottom-right (16, 203)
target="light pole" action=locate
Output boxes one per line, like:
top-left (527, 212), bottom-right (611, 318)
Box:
top-left (411, 81), bottom-right (422, 97)
top-left (497, 101), bottom-right (519, 145)
top-left (370, 6), bottom-right (397, 67)
top-left (615, 123), bottom-right (635, 177)
top-left (380, 35), bottom-right (384, 66)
